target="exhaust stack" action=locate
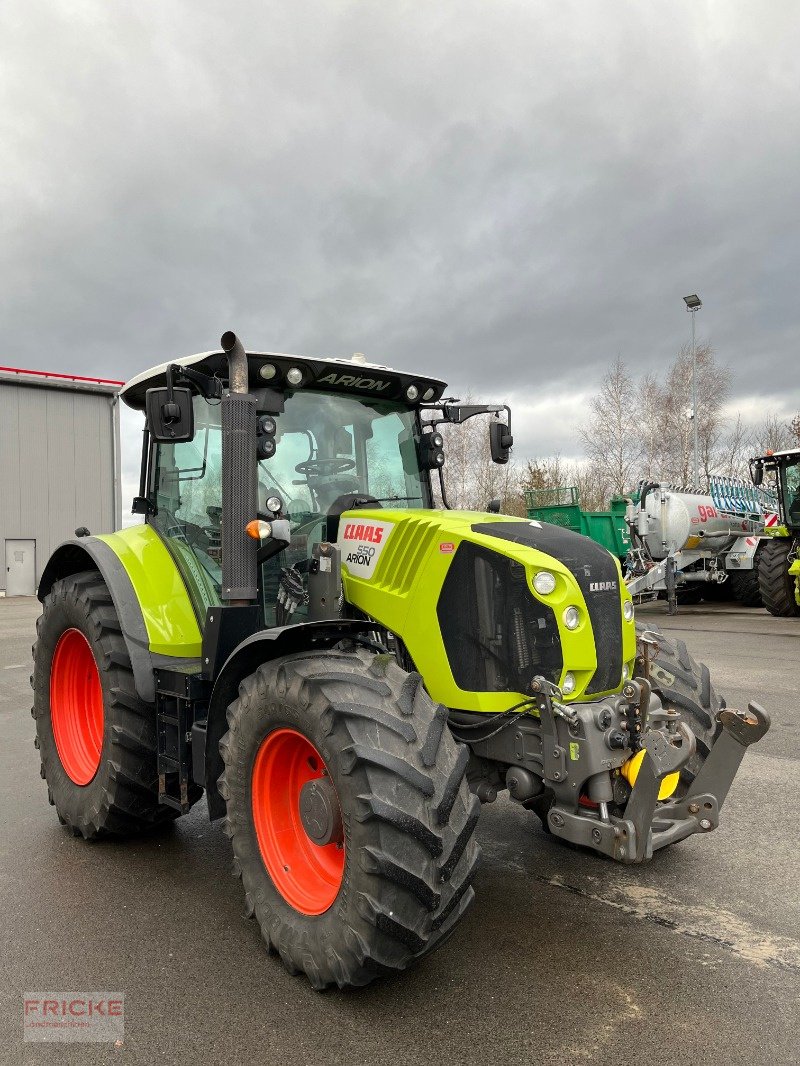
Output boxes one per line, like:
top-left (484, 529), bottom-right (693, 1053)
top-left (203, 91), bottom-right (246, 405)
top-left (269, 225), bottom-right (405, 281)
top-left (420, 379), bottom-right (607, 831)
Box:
top-left (220, 331), bottom-right (257, 604)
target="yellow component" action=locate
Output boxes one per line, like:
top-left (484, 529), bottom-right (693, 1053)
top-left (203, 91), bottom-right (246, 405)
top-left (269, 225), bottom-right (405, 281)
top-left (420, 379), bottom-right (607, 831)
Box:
top-left (95, 526), bottom-right (203, 657)
top-left (620, 749), bottom-right (680, 801)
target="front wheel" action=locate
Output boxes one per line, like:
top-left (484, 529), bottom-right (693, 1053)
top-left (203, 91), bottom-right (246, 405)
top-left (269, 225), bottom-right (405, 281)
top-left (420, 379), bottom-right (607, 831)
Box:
top-left (219, 647), bottom-right (479, 989)
top-left (636, 622), bottom-right (723, 789)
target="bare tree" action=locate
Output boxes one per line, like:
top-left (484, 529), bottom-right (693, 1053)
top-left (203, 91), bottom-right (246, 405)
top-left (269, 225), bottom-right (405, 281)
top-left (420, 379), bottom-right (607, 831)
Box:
top-left (428, 398), bottom-right (524, 515)
top-left (657, 342), bottom-right (731, 486)
top-left (579, 356), bottom-right (640, 498)
top-left (749, 412), bottom-right (795, 456)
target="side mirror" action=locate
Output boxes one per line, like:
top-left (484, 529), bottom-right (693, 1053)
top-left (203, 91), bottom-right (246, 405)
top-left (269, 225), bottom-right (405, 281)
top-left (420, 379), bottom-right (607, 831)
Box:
top-left (490, 421), bottom-right (513, 465)
top-left (486, 499), bottom-right (501, 513)
top-left (145, 386), bottom-right (194, 443)
top-left (749, 459), bottom-right (763, 487)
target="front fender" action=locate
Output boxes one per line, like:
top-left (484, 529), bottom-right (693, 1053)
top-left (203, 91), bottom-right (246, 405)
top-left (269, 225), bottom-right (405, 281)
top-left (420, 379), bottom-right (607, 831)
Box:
top-left (204, 619), bottom-right (375, 819)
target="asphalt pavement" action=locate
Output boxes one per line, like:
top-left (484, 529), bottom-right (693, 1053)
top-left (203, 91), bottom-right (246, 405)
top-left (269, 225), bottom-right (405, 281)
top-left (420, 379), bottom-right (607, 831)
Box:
top-left (1, 596), bottom-right (798, 1065)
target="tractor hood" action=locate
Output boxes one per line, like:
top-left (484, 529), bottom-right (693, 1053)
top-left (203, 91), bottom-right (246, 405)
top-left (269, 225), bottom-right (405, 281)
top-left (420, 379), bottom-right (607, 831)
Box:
top-left (336, 509), bottom-right (636, 713)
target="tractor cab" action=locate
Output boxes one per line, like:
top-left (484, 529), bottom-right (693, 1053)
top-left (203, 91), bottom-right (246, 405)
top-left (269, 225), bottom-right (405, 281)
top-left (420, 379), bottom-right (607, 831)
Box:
top-left (750, 447), bottom-right (800, 531)
top-left (123, 350), bottom-right (436, 626)
top-left (120, 339), bottom-right (509, 630)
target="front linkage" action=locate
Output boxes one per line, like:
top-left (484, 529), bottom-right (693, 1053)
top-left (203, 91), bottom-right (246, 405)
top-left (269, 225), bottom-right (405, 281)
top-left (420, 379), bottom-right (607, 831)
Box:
top-left (532, 674), bottom-right (770, 863)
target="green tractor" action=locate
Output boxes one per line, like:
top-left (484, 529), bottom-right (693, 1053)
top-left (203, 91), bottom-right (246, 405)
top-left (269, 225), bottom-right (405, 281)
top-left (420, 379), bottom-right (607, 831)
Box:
top-left (32, 333), bottom-right (770, 989)
top-left (750, 448), bottom-right (800, 616)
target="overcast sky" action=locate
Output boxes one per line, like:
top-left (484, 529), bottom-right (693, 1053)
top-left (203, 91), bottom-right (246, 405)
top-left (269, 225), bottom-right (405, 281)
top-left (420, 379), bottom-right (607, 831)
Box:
top-left (2, 1), bottom-right (799, 506)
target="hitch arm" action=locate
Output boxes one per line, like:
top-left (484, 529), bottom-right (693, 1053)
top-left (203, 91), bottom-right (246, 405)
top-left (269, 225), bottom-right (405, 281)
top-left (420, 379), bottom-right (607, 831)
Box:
top-left (645, 702), bottom-right (771, 855)
top-left (684, 703), bottom-right (771, 809)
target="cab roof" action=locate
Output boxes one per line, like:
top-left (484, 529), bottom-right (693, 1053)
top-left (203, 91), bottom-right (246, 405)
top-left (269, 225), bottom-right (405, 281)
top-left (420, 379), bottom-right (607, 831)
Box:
top-left (120, 348), bottom-right (448, 411)
top-left (753, 448), bottom-right (800, 463)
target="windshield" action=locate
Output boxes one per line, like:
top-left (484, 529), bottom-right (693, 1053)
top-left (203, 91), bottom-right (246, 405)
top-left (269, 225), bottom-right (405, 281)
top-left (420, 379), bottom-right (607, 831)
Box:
top-left (150, 389), bottom-right (429, 620)
top-left (261, 389), bottom-right (428, 522)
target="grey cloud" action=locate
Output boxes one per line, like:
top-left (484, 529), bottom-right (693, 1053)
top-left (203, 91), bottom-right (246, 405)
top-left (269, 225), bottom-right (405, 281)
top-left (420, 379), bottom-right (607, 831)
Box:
top-left (2, 0), bottom-right (799, 429)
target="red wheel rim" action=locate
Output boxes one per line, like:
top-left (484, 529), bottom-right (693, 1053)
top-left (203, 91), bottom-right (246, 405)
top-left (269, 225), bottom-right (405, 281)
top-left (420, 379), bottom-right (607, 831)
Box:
top-left (251, 728), bottom-right (345, 915)
top-left (50, 628), bottom-right (104, 786)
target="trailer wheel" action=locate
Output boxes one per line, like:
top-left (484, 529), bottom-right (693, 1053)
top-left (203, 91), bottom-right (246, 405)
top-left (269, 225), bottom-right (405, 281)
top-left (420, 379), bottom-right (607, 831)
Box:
top-left (32, 572), bottom-right (199, 838)
top-left (635, 623), bottom-right (723, 789)
top-left (219, 646), bottom-right (480, 990)
top-left (728, 566), bottom-right (763, 608)
top-left (757, 538), bottom-right (800, 617)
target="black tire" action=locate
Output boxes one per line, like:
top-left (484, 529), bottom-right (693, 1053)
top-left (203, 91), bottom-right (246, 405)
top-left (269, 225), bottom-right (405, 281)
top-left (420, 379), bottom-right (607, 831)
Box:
top-left (757, 538), bottom-right (800, 617)
top-left (700, 580), bottom-right (730, 602)
top-left (32, 571), bottom-right (199, 839)
top-left (219, 646), bottom-right (480, 990)
top-left (728, 566), bottom-right (763, 608)
top-left (635, 622), bottom-right (723, 788)
top-left (674, 584), bottom-right (704, 605)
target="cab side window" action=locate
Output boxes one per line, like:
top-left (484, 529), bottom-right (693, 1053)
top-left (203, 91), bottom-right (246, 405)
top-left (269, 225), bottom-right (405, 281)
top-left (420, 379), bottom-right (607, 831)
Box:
top-left (150, 398), bottom-right (223, 615)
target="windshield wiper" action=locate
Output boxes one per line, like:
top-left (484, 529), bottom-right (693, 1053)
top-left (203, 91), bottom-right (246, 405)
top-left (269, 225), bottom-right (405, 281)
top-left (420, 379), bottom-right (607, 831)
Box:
top-left (368, 496), bottom-right (423, 503)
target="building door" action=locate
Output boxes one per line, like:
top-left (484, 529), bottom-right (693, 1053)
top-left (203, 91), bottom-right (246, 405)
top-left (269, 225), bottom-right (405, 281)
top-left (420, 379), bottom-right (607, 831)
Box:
top-left (5, 539), bottom-right (36, 597)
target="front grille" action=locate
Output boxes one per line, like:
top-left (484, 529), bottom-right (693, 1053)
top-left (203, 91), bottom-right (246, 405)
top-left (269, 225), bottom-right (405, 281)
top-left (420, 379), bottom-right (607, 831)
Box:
top-left (471, 522), bottom-right (623, 695)
top-left (437, 542), bottom-right (562, 693)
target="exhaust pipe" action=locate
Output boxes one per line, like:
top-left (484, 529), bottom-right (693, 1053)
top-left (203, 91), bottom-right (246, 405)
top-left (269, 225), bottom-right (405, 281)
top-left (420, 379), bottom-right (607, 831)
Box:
top-left (219, 331), bottom-right (257, 604)
top-left (221, 330), bottom-right (249, 395)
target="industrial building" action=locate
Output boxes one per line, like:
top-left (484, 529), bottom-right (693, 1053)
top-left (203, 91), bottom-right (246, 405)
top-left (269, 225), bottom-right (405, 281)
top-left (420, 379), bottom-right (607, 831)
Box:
top-left (0, 365), bottom-right (122, 596)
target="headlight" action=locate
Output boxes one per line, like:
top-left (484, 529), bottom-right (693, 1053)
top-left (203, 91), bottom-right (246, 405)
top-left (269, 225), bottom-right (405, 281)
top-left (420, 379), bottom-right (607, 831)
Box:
top-left (406, 384), bottom-right (419, 402)
top-left (286, 367), bottom-right (304, 386)
top-left (533, 570), bottom-right (557, 595)
top-left (563, 605), bottom-right (581, 630)
top-left (622, 663), bottom-right (629, 681)
top-left (561, 672), bottom-right (576, 695)
top-left (623, 599), bottom-right (634, 621)
top-left (259, 363), bottom-right (277, 381)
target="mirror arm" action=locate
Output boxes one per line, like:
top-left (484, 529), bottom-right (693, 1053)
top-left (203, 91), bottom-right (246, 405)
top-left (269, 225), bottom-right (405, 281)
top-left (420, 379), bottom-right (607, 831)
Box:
top-left (421, 401), bottom-right (511, 430)
top-left (165, 363), bottom-right (223, 401)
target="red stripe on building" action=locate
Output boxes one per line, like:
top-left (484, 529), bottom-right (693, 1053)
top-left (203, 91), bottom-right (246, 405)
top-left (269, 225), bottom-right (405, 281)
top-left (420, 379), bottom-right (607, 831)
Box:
top-left (0, 365), bottom-right (124, 387)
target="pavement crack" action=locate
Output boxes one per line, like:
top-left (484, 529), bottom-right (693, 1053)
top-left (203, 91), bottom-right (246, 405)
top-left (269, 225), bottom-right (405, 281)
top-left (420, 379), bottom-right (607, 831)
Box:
top-left (537, 874), bottom-right (800, 975)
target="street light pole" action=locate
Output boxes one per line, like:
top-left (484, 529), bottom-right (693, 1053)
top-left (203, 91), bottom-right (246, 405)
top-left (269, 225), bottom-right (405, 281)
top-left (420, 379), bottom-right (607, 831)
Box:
top-left (683, 294), bottom-right (702, 490)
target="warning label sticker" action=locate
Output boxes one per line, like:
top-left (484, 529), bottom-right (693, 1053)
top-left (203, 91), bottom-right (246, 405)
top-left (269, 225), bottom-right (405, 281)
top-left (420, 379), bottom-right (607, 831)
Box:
top-left (337, 519), bottom-right (395, 580)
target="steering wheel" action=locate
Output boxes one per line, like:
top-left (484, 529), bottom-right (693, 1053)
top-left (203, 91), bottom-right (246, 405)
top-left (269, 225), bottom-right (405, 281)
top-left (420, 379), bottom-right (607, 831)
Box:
top-left (295, 457), bottom-right (356, 476)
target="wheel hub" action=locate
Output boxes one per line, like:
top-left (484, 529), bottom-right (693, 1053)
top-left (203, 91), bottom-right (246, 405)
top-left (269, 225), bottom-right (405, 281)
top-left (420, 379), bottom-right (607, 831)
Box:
top-left (50, 628), bottom-right (104, 786)
top-left (251, 728), bottom-right (345, 915)
top-left (299, 776), bottom-right (343, 846)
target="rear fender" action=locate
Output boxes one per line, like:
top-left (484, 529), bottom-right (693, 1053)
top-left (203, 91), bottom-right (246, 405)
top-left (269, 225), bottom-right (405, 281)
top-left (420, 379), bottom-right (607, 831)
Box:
top-left (725, 535), bottom-right (763, 571)
top-left (39, 538), bottom-right (159, 702)
top-left (38, 533), bottom-right (201, 704)
top-left (205, 619), bottom-right (375, 819)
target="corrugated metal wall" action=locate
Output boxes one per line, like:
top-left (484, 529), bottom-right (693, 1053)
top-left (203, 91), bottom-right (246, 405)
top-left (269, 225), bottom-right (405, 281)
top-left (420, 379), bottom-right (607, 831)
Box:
top-left (0, 382), bottom-right (119, 591)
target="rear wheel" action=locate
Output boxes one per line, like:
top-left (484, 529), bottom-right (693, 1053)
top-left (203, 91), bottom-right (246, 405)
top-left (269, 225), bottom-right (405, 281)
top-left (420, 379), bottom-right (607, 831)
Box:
top-left (757, 538), bottom-right (800, 617)
top-left (219, 646), bottom-right (480, 989)
top-left (32, 571), bottom-right (199, 838)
